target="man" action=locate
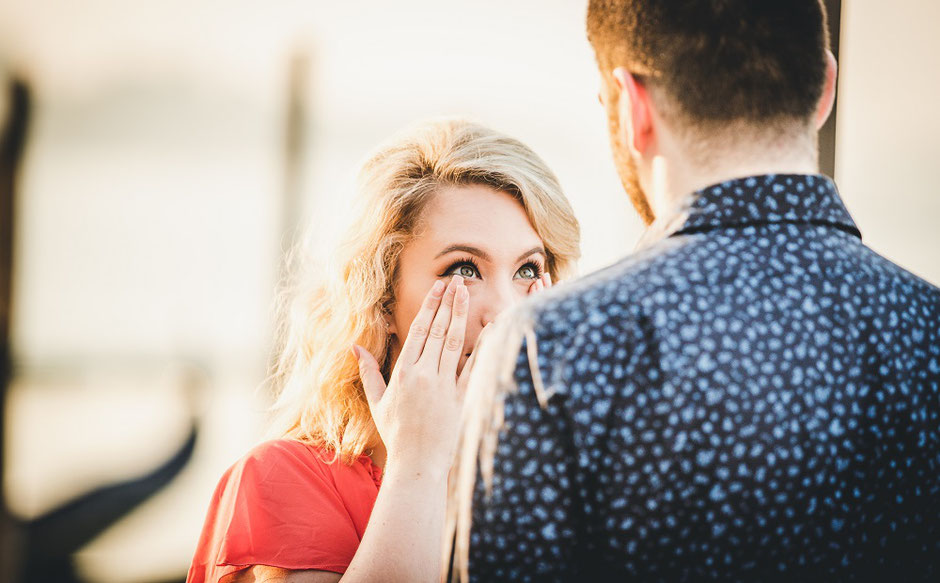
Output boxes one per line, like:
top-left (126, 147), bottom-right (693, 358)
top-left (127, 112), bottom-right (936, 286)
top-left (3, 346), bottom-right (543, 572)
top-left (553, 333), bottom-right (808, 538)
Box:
top-left (457, 1), bottom-right (940, 581)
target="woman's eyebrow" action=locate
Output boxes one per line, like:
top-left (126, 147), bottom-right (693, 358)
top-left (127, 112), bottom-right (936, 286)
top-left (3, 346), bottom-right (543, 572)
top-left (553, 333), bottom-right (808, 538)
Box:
top-left (516, 246), bottom-right (546, 262)
top-left (435, 244), bottom-right (491, 261)
top-left (434, 244), bottom-right (546, 263)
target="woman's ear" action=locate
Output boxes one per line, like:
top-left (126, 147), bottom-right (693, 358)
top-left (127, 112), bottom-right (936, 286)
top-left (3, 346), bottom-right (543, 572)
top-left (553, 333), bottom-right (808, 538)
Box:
top-left (382, 306), bottom-right (398, 336)
top-left (381, 297), bottom-right (398, 336)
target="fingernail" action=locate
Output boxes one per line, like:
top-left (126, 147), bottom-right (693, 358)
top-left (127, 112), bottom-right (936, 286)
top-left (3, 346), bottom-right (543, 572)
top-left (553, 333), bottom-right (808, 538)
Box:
top-left (451, 274), bottom-right (463, 286)
top-left (351, 345), bottom-right (361, 361)
top-left (457, 285), bottom-right (468, 302)
top-left (432, 280), bottom-right (445, 295)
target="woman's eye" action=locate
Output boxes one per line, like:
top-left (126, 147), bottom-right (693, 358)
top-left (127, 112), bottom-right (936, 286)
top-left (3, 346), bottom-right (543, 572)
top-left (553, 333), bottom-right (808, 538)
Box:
top-left (446, 263), bottom-right (480, 279)
top-left (516, 265), bottom-right (538, 279)
top-left (457, 264), bottom-right (477, 278)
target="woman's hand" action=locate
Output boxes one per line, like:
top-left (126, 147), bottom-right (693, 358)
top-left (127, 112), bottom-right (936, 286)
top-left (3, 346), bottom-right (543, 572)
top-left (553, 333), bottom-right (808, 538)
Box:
top-left (354, 275), bottom-right (471, 471)
top-left (528, 271), bottom-right (552, 295)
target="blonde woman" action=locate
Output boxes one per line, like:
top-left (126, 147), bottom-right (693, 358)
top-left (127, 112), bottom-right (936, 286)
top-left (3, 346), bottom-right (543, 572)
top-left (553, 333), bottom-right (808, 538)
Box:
top-left (187, 119), bottom-right (580, 583)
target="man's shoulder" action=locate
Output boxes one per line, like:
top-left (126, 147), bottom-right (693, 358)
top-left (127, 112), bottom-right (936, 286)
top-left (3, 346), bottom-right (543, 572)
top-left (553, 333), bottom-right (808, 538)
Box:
top-left (533, 230), bottom-right (940, 329)
top-left (857, 244), bottom-right (940, 304)
top-left (530, 236), bottom-right (696, 331)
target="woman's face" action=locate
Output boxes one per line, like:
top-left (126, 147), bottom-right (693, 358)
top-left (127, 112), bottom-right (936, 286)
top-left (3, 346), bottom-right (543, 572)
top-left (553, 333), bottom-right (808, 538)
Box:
top-left (388, 184), bottom-right (546, 374)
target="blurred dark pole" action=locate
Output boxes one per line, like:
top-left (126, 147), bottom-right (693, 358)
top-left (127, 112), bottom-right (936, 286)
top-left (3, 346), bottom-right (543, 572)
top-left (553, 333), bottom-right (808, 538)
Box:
top-left (281, 50), bottom-right (311, 268)
top-left (269, 50), bottom-right (311, 378)
top-left (819, 0), bottom-right (842, 178)
top-left (1, 76), bottom-right (31, 583)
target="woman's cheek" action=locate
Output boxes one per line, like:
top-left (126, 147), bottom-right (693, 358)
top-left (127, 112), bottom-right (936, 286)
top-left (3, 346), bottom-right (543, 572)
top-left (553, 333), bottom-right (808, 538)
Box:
top-left (516, 278), bottom-right (537, 297)
top-left (464, 284), bottom-right (482, 323)
top-left (395, 282), bottom-right (428, 340)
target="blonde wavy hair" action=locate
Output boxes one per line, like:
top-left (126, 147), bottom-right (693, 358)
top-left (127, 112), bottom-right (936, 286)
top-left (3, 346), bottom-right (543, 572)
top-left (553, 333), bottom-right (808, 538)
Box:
top-left (267, 118), bottom-right (580, 465)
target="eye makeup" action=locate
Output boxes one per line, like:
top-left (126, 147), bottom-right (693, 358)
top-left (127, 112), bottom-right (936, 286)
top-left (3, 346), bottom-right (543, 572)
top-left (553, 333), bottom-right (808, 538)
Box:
top-left (439, 257), bottom-right (482, 279)
top-left (514, 260), bottom-right (544, 280)
top-left (438, 256), bottom-right (545, 280)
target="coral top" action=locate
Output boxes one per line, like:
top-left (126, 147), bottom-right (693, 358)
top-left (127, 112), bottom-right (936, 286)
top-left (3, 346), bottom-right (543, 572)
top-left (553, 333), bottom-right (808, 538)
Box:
top-left (187, 439), bottom-right (383, 583)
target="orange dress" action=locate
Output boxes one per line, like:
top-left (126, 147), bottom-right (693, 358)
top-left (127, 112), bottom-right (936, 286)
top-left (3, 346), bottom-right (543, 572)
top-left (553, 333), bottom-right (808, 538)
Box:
top-left (187, 439), bottom-right (383, 583)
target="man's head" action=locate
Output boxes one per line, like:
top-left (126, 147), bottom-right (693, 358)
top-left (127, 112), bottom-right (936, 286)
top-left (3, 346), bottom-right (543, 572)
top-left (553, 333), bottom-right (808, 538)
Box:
top-left (587, 0), bottom-right (836, 224)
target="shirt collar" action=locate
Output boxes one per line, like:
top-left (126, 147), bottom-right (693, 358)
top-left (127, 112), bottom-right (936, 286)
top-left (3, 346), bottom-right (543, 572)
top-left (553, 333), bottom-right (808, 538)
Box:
top-left (671, 173), bottom-right (861, 240)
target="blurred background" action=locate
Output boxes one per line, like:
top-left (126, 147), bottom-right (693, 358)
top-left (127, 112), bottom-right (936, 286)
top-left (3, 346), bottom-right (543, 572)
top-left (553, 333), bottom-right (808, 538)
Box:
top-left (0, 1), bottom-right (937, 581)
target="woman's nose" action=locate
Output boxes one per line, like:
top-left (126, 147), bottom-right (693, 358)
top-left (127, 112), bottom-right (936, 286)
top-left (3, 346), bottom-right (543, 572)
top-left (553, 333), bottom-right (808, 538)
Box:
top-left (479, 280), bottom-right (521, 326)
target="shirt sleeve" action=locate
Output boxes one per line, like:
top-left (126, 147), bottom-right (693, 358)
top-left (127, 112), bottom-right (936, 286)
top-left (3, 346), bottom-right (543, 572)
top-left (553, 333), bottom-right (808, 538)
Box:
top-left (468, 327), bottom-right (583, 582)
top-left (188, 440), bottom-right (361, 582)
top-left (468, 304), bottom-right (654, 582)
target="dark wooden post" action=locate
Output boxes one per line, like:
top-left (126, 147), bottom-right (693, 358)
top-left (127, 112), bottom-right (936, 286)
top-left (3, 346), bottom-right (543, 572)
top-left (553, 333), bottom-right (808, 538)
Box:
top-left (268, 50), bottom-right (311, 385)
top-left (281, 50), bottom-right (310, 264)
top-left (819, 0), bottom-right (842, 178)
top-left (1, 76), bottom-right (31, 583)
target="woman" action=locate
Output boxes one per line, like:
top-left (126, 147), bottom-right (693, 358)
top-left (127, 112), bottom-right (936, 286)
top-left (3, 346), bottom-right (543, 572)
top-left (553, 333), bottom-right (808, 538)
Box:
top-left (187, 119), bottom-right (580, 583)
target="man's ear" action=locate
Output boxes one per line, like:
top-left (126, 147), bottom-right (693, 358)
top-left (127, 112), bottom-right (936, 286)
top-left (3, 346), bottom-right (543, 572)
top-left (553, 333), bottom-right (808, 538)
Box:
top-left (815, 49), bottom-right (838, 130)
top-left (612, 67), bottom-right (654, 153)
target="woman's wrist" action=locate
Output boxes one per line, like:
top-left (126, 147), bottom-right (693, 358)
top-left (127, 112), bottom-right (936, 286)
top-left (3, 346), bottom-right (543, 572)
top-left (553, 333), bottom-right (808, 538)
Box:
top-left (384, 452), bottom-right (452, 484)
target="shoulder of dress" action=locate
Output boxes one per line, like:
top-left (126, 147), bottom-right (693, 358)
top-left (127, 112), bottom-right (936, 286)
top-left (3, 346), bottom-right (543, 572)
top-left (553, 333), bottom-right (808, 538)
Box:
top-left (228, 439), bottom-right (333, 475)
top-left (244, 437), bottom-right (312, 458)
top-left (239, 439), bottom-right (373, 474)
top-left (207, 440), bottom-right (352, 500)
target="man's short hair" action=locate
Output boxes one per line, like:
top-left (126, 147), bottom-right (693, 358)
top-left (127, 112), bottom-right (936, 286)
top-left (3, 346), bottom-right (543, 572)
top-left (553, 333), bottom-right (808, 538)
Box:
top-left (587, 0), bottom-right (830, 127)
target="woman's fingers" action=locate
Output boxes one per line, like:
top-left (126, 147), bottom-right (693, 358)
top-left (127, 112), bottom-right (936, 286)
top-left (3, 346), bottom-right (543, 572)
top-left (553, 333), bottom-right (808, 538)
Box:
top-left (455, 343), bottom-right (478, 402)
top-left (438, 283), bottom-right (469, 376)
top-left (419, 275), bottom-right (462, 368)
top-left (398, 279), bottom-right (446, 365)
top-left (528, 272), bottom-right (553, 295)
top-left (456, 321), bottom-right (492, 400)
top-left (353, 345), bottom-right (387, 411)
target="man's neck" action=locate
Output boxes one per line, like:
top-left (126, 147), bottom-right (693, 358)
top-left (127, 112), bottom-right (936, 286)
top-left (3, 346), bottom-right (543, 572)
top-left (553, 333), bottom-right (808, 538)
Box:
top-left (636, 136), bottom-right (819, 248)
top-left (654, 132), bottom-right (818, 212)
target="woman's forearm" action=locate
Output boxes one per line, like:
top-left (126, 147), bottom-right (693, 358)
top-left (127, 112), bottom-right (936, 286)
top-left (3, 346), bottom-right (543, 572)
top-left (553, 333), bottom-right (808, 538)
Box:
top-left (341, 278), bottom-right (468, 582)
top-left (342, 459), bottom-right (449, 583)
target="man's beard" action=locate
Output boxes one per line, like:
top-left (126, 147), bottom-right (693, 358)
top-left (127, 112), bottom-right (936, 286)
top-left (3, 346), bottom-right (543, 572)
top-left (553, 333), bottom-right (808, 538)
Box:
top-left (607, 107), bottom-right (655, 225)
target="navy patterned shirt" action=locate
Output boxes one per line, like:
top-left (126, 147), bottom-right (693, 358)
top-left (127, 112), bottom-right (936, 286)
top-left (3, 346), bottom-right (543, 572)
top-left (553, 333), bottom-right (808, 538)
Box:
top-left (468, 174), bottom-right (940, 582)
